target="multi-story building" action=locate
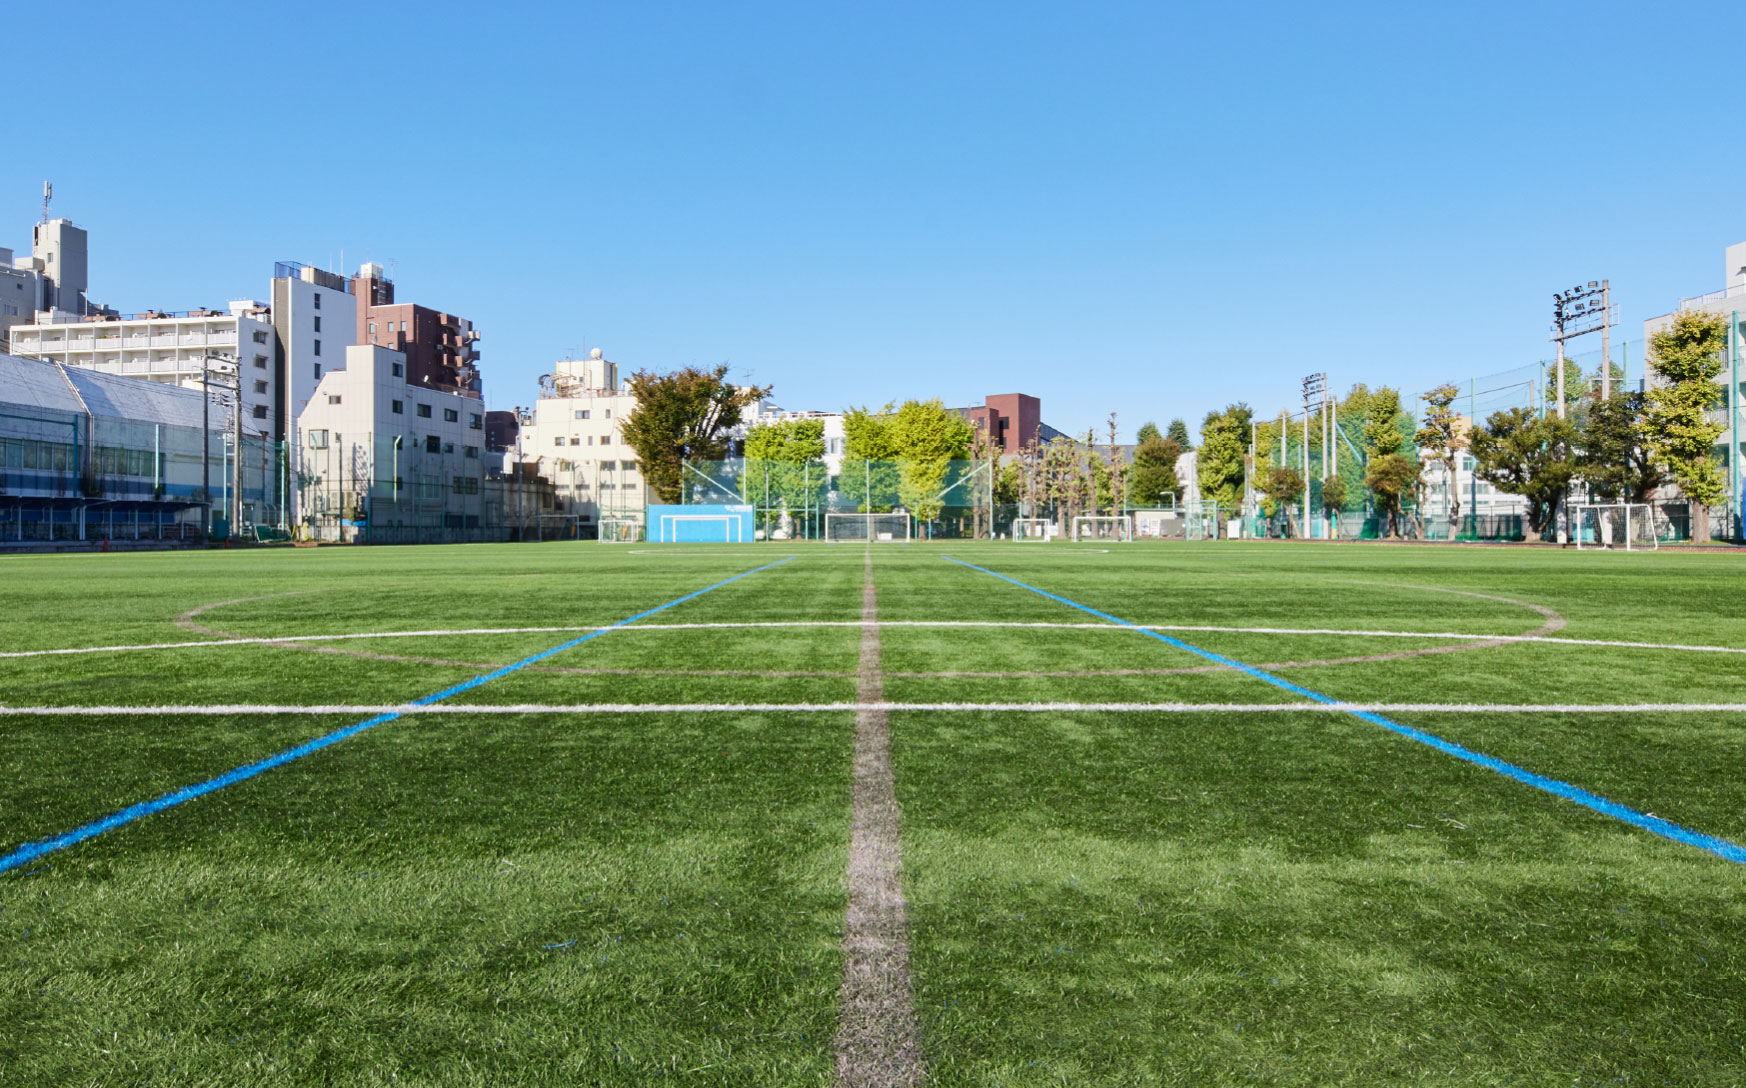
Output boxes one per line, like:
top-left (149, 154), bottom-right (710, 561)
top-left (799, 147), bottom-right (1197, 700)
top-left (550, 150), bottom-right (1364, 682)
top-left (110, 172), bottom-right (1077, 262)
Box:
top-left (350, 262), bottom-right (480, 397)
top-left (10, 302), bottom-right (279, 437)
top-left (1644, 239), bottom-right (1746, 519)
top-left (294, 344), bottom-right (490, 541)
top-left (3, 213), bottom-right (115, 351)
top-left (513, 349), bottom-right (645, 533)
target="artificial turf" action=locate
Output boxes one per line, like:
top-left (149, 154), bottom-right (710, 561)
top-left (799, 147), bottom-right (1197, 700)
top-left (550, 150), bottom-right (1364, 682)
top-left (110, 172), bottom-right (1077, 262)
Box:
top-left (2, 540), bottom-right (1744, 1085)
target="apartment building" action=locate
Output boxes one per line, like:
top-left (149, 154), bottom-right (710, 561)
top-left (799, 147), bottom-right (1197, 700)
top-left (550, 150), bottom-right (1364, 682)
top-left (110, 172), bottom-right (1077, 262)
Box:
top-left (350, 262), bottom-right (480, 397)
top-left (295, 344), bottom-right (489, 541)
top-left (514, 350), bottom-right (644, 532)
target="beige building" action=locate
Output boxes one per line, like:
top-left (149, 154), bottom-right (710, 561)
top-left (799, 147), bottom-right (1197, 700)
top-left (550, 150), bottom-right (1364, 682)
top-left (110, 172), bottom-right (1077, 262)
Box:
top-left (513, 349), bottom-right (645, 533)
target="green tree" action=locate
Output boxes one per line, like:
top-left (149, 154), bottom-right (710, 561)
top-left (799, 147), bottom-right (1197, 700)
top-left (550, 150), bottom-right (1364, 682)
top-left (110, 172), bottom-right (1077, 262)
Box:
top-left (1320, 473), bottom-right (1348, 525)
top-left (1166, 418), bottom-right (1193, 451)
top-left (1542, 356), bottom-right (1588, 416)
top-left (1264, 466), bottom-right (1305, 536)
top-left (1469, 407), bottom-right (1579, 537)
top-left (890, 399), bottom-right (975, 530)
top-left (1579, 391), bottom-right (1661, 504)
top-left (743, 418), bottom-right (828, 536)
top-left (1197, 403), bottom-right (1251, 534)
top-left (1362, 386), bottom-right (1417, 537)
top-left (1643, 311), bottom-right (1728, 541)
top-left (1415, 383), bottom-right (1464, 532)
top-left (839, 404), bottom-right (900, 512)
top-left (620, 365), bottom-right (770, 504)
top-left (1136, 421), bottom-right (1162, 443)
top-left (1129, 435), bottom-right (1182, 507)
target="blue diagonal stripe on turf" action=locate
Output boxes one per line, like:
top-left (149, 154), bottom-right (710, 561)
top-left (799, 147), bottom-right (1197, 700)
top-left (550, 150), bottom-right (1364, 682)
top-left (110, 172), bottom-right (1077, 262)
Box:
top-left (942, 555), bottom-right (1746, 865)
top-left (0, 556), bottom-right (797, 876)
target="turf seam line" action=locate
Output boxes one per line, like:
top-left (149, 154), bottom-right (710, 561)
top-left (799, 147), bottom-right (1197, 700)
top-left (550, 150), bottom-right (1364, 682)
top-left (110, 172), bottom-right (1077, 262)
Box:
top-left (940, 555), bottom-right (1746, 866)
top-left (0, 557), bottom-right (797, 877)
top-left (11, 702), bottom-right (1746, 715)
top-left (836, 545), bottom-right (923, 1085)
top-left (11, 624), bottom-right (1746, 659)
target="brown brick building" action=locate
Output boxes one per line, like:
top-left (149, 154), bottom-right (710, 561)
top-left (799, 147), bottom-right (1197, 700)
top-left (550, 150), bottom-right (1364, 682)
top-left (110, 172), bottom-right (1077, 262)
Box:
top-left (350, 262), bottom-right (481, 399)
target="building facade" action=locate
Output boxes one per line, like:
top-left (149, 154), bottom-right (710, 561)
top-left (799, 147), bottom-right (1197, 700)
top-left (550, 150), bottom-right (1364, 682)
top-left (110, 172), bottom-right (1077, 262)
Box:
top-left (350, 262), bottom-right (480, 397)
top-left (294, 344), bottom-right (491, 541)
top-left (513, 350), bottom-right (645, 533)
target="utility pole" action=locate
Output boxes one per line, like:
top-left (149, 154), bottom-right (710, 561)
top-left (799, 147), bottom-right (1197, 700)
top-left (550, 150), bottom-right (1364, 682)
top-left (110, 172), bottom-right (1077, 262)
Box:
top-left (1550, 281), bottom-right (1614, 543)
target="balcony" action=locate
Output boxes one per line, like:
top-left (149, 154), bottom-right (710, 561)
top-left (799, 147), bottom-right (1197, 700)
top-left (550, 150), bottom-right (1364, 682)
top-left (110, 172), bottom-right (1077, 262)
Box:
top-left (1679, 283), bottom-right (1746, 312)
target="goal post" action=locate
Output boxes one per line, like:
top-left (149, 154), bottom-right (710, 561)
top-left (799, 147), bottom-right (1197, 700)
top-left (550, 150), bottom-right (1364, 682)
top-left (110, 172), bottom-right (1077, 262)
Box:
top-left (1013, 517), bottom-right (1053, 541)
top-left (1072, 515), bottom-right (1133, 543)
top-left (597, 515), bottom-right (643, 543)
top-left (825, 512), bottom-right (911, 543)
top-left (658, 513), bottom-right (745, 543)
top-left (1574, 503), bottom-right (1657, 551)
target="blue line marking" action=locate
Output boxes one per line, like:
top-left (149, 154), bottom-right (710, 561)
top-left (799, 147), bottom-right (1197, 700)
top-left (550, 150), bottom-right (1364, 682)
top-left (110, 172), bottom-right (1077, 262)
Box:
top-left (1, 557), bottom-right (796, 876)
top-left (941, 555), bottom-right (1746, 865)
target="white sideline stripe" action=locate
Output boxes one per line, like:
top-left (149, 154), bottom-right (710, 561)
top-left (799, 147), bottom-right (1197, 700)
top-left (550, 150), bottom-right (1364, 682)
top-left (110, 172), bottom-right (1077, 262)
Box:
top-left (7, 623), bottom-right (1746, 659)
top-left (5, 702), bottom-right (1746, 716)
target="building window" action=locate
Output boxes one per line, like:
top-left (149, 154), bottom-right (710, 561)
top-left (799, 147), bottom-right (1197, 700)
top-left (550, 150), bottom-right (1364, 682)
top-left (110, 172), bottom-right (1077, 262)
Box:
top-left (443, 408), bottom-right (458, 422)
top-left (252, 404), bottom-right (268, 419)
top-left (555, 437), bottom-right (565, 447)
top-left (425, 435), bottom-right (440, 453)
top-left (314, 363), bottom-right (321, 379)
top-left (577, 409), bottom-right (590, 420)
top-left (600, 435), bottom-right (611, 445)
top-left (253, 330), bottom-right (268, 344)
top-left (308, 429), bottom-right (328, 449)
top-left (369, 322), bottom-right (376, 335)
top-left (391, 399), bottom-right (404, 414)
top-left (585, 436), bottom-right (593, 446)
top-left (253, 380), bottom-right (268, 394)
top-left (443, 442), bottom-right (454, 454)
top-left (392, 362), bottom-right (403, 377)
top-left (313, 339), bottom-right (321, 357)
top-left (313, 316), bottom-right (322, 333)
top-left (464, 445), bottom-right (479, 459)
top-left (469, 413), bottom-right (482, 429)
top-left (254, 354), bottom-right (267, 368)
top-left (313, 292), bottom-right (322, 310)
top-left (417, 404), bottom-right (432, 418)
top-left (604, 409), bottom-right (612, 418)
top-left (327, 394), bottom-right (342, 405)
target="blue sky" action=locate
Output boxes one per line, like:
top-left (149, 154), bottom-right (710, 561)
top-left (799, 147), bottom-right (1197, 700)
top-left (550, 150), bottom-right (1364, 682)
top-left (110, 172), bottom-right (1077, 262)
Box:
top-left (5, 1), bottom-right (1742, 440)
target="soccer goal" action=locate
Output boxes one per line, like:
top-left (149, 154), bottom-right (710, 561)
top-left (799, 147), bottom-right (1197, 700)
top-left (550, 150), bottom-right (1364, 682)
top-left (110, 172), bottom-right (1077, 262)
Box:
top-left (597, 516), bottom-right (643, 543)
top-left (1072, 515), bottom-right (1133, 543)
top-left (825, 512), bottom-right (911, 542)
top-left (1013, 517), bottom-right (1053, 541)
top-left (1575, 504), bottom-right (1657, 551)
top-left (659, 513), bottom-right (746, 543)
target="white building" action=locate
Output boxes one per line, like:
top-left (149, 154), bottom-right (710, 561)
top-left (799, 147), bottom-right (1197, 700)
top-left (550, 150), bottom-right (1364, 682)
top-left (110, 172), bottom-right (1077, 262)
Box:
top-left (740, 401), bottom-right (847, 475)
top-left (514, 349), bottom-right (645, 532)
top-left (295, 344), bottom-right (490, 541)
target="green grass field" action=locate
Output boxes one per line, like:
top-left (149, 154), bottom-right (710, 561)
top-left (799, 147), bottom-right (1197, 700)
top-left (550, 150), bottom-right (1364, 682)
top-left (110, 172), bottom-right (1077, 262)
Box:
top-left (3, 540), bottom-right (1745, 1086)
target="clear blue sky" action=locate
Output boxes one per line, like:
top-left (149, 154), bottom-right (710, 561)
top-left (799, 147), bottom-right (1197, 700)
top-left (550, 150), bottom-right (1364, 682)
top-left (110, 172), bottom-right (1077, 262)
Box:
top-left (5, 1), bottom-right (1742, 440)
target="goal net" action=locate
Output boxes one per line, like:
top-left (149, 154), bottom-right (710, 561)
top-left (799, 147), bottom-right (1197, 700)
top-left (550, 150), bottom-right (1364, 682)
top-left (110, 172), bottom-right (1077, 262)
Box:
top-left (1013, 517), bottom-right (1053, 541)
top-left (659, 513), bottom-right (746, 543)
top-left (598, 516), bottom-right (643, 543)
top-left (1072, 515), bottom-right (1133, 543)
top-left (1575, 504), bottom-right (1657, 551)
top-left (825, 512), bottom-right (911, 542)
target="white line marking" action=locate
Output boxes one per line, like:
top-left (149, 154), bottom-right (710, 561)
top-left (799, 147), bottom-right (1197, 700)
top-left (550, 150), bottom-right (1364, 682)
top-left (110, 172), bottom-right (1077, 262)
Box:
top-left (7, 623), bottom-right (1746, 660)
top-left (5, 702), bottom-right (1746, 716)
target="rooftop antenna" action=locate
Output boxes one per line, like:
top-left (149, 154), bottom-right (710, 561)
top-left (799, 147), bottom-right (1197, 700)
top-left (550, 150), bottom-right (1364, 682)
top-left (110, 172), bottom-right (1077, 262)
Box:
top-left (41, 181), bottom-right (52, 224)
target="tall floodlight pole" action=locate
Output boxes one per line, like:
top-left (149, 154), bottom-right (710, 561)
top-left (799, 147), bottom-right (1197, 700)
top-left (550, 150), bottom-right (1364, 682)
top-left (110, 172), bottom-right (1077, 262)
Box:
top-left (1550, 281), bottom-right (1614, 542)
top-left (201, 363), bottom-right (211, 537)
top-left (1302, 373), bottom-right (1325, 538)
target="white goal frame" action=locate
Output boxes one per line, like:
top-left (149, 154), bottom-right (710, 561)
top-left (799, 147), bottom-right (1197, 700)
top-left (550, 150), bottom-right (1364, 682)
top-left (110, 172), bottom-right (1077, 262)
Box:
top-left (1013, 517), bottom-right (1053, 542)
top-left (659, 513), bottom-right (744, 543)
top-left (1072, 515), bottom-right (1134, 543)
top-left (825, 512), bottom-right (911, 543)
top-left (1574, 503), bottom-right (1657, 551)
top-left (597, 515), bottom-right (642, 543)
